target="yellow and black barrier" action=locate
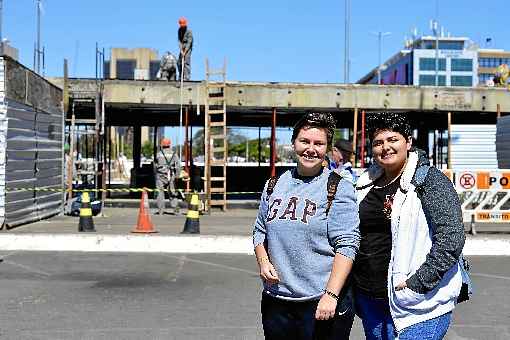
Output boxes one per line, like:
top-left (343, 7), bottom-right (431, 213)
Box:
top-left (181, 193), bottom-right (200, 234)
top-left (78, 192), bottom-right (96, 232)
top-left (5, 187), bottom-right (263, 195)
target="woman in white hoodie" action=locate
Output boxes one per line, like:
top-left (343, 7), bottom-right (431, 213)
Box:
top-left (353, 112), bottom-right (465, 340)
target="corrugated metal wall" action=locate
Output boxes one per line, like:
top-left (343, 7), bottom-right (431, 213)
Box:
top-left (0, 58), bottom-right (7, 227)
top-left (496, 116), bottom-right (510, 169)
top-left (5, 102), bottom-right (63, 227)
top-left (450, 124), bottom-right (498, 170)
top-left (1, 56), bottom-right (64, 228)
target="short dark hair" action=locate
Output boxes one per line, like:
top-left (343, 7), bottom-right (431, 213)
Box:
top-left (291, 112), bottom-right (336, 148)
top-left (367, 112), bottom-right (412, 141)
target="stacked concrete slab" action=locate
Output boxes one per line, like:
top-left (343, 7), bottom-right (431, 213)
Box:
top-left (0, 56), bottom-right (64, 228)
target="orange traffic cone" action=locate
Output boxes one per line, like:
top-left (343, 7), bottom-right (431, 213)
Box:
top-left (132, 188), bottom-right (158, 233)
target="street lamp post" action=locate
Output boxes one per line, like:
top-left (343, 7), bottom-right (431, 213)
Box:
top-left (344, 0), bottom-right (350, 83)
top-left (372, 31), bottom-right (391, 85)
top-left (0, 0), bottom-right (3, 43)
top-left (433, 0), bottom-right (440, 86)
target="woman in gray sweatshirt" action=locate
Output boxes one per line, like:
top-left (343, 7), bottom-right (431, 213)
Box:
top-left (252, 112), bottom-right (360, 340)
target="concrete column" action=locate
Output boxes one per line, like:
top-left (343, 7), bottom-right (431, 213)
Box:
top-left (133, 125), bottom-right (141, 169)
top-left (270, 108), bottom-right (277, 177)
top-left (416, 123), bottom-right (429, 156)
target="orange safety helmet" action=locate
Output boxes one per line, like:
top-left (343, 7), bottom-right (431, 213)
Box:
top-left (178, 17), bottom-right (188, 27)
top-left (160, 138), bottom-right (171, 147)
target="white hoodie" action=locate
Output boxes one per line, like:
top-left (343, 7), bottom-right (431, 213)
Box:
top-left (356, 151), bottom-right (462, 332)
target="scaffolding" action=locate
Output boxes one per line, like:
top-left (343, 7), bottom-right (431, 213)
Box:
top-left (64, 45), bottom-right (106, 213)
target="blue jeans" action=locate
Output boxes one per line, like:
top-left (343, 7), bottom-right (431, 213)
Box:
top-left (355, 291), bottom-right (396, 340)
top-left (355, 290), bottom-right (452, 340)
top-left (398, 312), bottom-right (451, 340)
top-left (261, 292), bottom-right (354, 340)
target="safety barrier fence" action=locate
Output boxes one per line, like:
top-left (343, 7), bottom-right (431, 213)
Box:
top-left (6, 169), bottom-right (510, 234)
top-left (443, 170), bottom-right (510, 234)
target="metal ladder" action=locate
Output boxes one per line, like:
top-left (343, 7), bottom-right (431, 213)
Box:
top-left (204, 58), bottom-right (227, 212)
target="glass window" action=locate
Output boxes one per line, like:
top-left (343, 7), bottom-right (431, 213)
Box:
top-left (451, 58), bottom-right (473, 71)
top-left (419, 58), bottom-right (446, 71)
top-left (116, 59), bottom-right (136, 80)
top-left (149, 61), bottom-right (160, 80)
top-left (103, 61), bottom-right (110, 79)
top-left (438, 41), bottom-right (464, 50)
top-left (419, 74), bottom-right (446, 86)
top-left (451, 75), bottom-right (473, 87)
top-left (422, 41), bottom-right (435, 49)
top-left (478, 73), bottom-right (493, 84)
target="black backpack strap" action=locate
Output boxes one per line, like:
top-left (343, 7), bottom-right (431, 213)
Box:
top-left (414, 164), bottom-right (431, 198)
top-left (326, 172), bottom-right (342, 215)
top-left (265, 175), bottom-right (279, 199)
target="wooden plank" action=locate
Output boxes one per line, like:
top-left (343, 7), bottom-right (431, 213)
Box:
top-left (210, 199), bottom-right (226, 205)
top-left (207, 83), bottom-right (225, 88)
top-left (209, 121), bottom-right (225, 127)
top-left (207, 109), bottom-right (224, 115)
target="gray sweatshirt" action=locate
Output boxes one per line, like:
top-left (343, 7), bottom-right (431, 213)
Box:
top-left (253, 168), bottom-right (360, 301)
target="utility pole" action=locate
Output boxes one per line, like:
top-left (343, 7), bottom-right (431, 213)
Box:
top-left (433, 0), bottom-right (439, 86)
top-left (34, 0), bottom-right (43, 73)
top-left (0, 0), bottom-right (3, 43)
top-left (344, 0), bottom-right (350, 83)
top-left (372, 31), bottom-right (391, 85)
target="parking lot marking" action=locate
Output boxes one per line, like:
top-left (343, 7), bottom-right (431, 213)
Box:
top-left (163, 254), bottom-right (259, 276)
top-left (471, 272), bottom-right (510, 281)
top-left (3, 259), bottom-right (51, 277)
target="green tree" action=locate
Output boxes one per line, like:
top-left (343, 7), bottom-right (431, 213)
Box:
top-left (141, 140), bottom-right (154, 158)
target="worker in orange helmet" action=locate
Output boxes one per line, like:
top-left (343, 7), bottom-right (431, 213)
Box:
top-left (177, 16), bottom-right (193, 81)
top-left (154, 137), bottom-right (181, 214)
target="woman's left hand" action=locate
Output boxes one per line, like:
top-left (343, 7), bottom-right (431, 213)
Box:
top-left (315, 294), bottom-right (337, 320)
top-left (395, 281), bottom-right (407, 291)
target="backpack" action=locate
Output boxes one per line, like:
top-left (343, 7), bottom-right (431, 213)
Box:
top-left (266, 170), bottom-right (349, 215)
top-left (414, 165), bottom-right (473, 304)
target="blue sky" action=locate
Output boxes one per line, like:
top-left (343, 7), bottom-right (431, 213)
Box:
top-left (3, 0), bottom-right (509, 83)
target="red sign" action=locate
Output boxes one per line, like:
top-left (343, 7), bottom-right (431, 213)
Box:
top-left (459, 173), bottom-right (476, 189)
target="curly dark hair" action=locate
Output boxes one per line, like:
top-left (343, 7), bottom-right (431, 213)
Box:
top-left (291, 112), bottom-right (336, 148)
top-left (366, 111), bottom-right (412, 140)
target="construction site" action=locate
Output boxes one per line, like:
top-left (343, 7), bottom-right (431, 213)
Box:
top-left (0, 49), bottom-right (508, 228)
top-left (2, 1), bottom-right (510, 338)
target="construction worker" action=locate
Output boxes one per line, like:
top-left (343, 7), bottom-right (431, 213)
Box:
top-left (155, 138), bottom-right (181, 215)
top-left (157, 51), bottom-right (177, 81)
top-left (177, 17), bottom-right (193, 81)
top-left (331, 139), bottom-right (357, 181)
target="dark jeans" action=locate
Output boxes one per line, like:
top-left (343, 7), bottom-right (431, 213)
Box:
top-left (261, 291), bottom-right (354, 340)
top-left (355, 290), bottom-right (452, 340)
top-left (355, 290), bottom-right (396, 340)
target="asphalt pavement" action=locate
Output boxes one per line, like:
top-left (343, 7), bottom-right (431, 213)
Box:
top-left (0, 252), bottom-right (509, 340)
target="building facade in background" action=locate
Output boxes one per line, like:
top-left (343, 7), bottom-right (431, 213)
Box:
top-left (478, 49), bottom-right (510, 85)
top-left (358, 36), bottom-right (479, 87)
top-left (104, 48), bottom-right (160, 80)
top-left (0, 41), bottom-right (19, 61)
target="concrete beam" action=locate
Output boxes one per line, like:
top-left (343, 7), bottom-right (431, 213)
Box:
top-left (48, 78), bottom-right (510, 113)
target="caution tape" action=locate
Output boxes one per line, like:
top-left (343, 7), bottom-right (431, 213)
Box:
top-left (5, 187), bottom-right (263, 195)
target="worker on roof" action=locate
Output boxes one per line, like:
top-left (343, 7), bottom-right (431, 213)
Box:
top-left (177, 17), bottom-right (193, 81)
